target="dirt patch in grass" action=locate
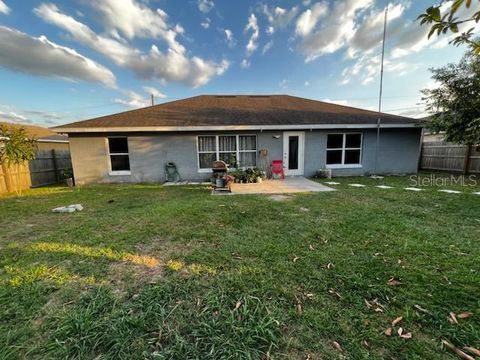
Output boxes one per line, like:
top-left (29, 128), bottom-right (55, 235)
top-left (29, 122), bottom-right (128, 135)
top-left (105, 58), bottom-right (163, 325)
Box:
top-left (269, 194), bottom-right (293, 201)
top-left (108, 262), bottom-right (164, 298)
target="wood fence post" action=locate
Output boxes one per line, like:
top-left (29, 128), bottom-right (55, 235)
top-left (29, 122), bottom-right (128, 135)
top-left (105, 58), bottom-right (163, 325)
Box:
top-left (1, 163), bottom-right (12, 192)
top-left (417, 131), bottom-right (424, 172)
top-left (51, 149), bottom-right (60, 183)
top-left (463, 145), bottom-right (472, 175)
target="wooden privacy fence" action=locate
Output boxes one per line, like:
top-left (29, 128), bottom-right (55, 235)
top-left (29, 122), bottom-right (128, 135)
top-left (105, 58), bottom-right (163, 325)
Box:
top-left (0, 149), bottom-right (72, 194)
top-left (29, 150), bottom-right (72, 187)
top-left (420, 141), bottom-right (480, 174)
top-left (0, 162), bottom-right (31, 194)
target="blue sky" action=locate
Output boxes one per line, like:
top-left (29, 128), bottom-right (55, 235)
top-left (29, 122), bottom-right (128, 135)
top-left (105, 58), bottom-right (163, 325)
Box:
top-left (0, 0), bottom-right (473, 127)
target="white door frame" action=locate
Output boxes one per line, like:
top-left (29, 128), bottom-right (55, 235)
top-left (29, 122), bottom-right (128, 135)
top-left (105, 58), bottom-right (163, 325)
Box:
top-left (283, 131), bottom-right (305, 176)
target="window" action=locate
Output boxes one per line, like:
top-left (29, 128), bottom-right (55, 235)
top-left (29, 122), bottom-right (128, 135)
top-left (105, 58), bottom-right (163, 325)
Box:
top-left (326, 133), bottom-right (362, 167)
top-left (239, 135), bottom-right (256, 167)
top-left (218, 135), bottom-right (237, 166)
top-left (197, 135), bottom-right (257, 170)
top-left (108, 137), bottom-right (130, 174)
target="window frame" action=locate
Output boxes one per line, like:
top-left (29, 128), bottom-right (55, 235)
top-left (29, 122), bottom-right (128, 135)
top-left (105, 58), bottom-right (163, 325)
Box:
top-left (106, 136), bottom-right (131, 176)
top-left (326, 132), bottom-right (363, 169)
top-left (197, 134), bottom-right (257, 172)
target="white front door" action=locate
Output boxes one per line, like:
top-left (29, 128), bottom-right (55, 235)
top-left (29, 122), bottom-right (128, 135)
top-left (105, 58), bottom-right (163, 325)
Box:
top-left (283, 131), bottom-right (305, 176)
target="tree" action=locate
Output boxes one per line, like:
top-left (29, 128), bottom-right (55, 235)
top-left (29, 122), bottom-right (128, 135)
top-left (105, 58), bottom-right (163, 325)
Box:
top-left (422, 51), bottom-right (480, 145)
top-left (0, 125), bottom-right (37, 194)
top-left (418, 0), bottom-right (480, 54)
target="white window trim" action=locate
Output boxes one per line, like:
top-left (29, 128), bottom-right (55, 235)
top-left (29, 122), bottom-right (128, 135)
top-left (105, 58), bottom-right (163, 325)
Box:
top-left (197, 134), bottom-right (257, 173)
top-left (106, 137), bottom-right (131, 176)
top-left (326, 133), bottom-right (363, 169)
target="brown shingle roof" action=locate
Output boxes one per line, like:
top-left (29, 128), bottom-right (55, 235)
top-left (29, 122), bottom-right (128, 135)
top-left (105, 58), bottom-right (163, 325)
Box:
top-left (55, 95), bottom-right (418, 132)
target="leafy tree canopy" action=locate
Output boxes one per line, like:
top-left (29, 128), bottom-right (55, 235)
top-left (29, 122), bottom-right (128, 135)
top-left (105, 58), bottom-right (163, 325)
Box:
top-left (422, 51), bottom-right (480, 145)
top-left (0, 125), bottom-right (37, 165)
top-left (418, 0), bottom-right (480, 54)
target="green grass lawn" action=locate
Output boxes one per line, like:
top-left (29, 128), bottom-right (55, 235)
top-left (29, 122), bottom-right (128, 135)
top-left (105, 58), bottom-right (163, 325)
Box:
top-left (1, 174), bottom-right (479, 359)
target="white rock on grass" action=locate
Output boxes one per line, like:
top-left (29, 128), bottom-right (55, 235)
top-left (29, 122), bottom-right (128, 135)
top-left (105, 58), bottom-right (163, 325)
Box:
top-left (348, 184), bottom-right (366, 187)
top-left (52, 204), bottom-right (84, 213)
top-left (404, 187), bottom-right (423, 192)
top-left (438, 189), bottom-right (462, 194)
top-left (68, 204), bottom-right (84, 211)
top-left (474, 192), bottom-right (480, 195)
top-left (52, 206), bottom-right (76, 213)
top-left (325, 181), bottom-right (340, 185)
top-left (376, 185), bottom-right (393, 189)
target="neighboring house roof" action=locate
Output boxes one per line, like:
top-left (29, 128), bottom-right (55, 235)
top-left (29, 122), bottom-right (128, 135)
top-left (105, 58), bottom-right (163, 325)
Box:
top-left (0, 122), bottom-right (69, 142)
top-left (37, 134), bottom-right (69, 143)
top-left (54, 95), bottom-right (421, 133)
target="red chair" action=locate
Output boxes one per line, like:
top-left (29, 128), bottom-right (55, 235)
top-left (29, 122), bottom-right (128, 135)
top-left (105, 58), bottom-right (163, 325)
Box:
top-left (271, 160), bottom-right (285, 179)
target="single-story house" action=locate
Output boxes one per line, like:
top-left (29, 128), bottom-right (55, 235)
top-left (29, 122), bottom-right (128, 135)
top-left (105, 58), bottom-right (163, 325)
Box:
top-left (36, 134), bottom-right (70, 152)
top-left (54, 95), bottom-right (423, 185)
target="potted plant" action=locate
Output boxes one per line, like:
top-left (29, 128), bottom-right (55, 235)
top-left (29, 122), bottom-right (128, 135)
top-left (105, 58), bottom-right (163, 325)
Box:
top-left (253, 167), bottom-right (263, 183)
top-left (62, 168), bottom-right (74, 187)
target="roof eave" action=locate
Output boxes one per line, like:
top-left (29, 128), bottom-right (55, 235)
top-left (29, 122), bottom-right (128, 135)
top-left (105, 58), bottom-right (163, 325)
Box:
top-left (54, 123), bottom-right (422, 134)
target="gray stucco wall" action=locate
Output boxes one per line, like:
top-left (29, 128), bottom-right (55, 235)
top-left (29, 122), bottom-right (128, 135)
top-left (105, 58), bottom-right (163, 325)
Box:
top-left (69, 128), bottom-right (421, 185)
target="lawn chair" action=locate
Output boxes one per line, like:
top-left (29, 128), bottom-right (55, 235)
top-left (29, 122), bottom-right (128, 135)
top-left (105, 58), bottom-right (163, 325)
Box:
top-left (271, 160), bottom-right (285, 179)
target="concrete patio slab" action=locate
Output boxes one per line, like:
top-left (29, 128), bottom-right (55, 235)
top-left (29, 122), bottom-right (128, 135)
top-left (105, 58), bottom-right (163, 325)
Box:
top-left (229, 177), bottom-right (334, 195)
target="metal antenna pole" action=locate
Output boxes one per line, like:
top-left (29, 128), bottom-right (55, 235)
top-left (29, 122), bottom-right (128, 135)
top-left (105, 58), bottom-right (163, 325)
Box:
top-left (151, 94), bottom-right (154, 106)
top-left (374, 6), bottom-right (388, 175)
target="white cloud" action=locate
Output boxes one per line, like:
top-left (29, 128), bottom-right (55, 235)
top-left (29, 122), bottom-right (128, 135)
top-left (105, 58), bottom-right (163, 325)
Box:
top-left (0, 105), bottom-right (63, 125)
top-left (262, 40), bottom-right (273, 55)
top-left (262, 5), bottom-right (299, 34)
top-left (295, 2), bottom-right (328, 37)
top-left (0, 25), bottom-right (116, 87)
top-left (333, 1), bottom-right (472, 86)
top-left (198, 0), bottom-right (214, 14)
top-left (0, 0), bottom-right (10, 15)
top-left (116, 87), bottom-right (167, 108)
top-left (340, 54), bottom-right (420, 86)
top-left (24, 110), bottom-right (61, 121)
top-left (298, 0), bottom-right (374, 62)
top-left (388, 1), bottom-right (480, 59)
top-left (348, 3), bottom-right (405, 58)
top-left (304, 80), bottom-right (309, 86)
top-left (266, 26), bottom-right (274, 35)
top-left (0, 111), bottom-right (28, 123)
top-left (322, 98), bottom-right (349, 106)
top-left (89, 0), bottom-right (172, 41)
top-left (240, 59), bottom-right (250, 69)
top-left (201, 18), bottom-right (211, 29)
top-left (244, 14), bottom-right (259, 56)
top-left (224, 29), bottom-right (235, 47)
top-left (143, 86), bottom-right (167, 99)
top-left (393, 106), bottom-right (429, 118)
top-left (114, 90), bottom-right (151, 108)
top-left (300, 0), bottom-right (468, 65)
top-left (34, 3), bottom-right (229, 88)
